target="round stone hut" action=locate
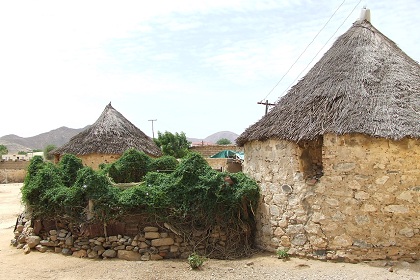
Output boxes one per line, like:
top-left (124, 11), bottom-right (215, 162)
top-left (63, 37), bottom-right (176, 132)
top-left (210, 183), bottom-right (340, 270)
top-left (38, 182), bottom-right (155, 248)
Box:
top-left (236, 15), bottom-right (420, 262)
top-left (52, 103), bottom-right (162, 169)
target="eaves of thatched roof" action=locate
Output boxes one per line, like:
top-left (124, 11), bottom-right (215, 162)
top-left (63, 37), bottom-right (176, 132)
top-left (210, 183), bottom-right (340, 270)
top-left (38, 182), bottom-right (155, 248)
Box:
top-left (52, 103), bottom-right (162, 157)
top-left (237, 20), bottom-right (420, 146)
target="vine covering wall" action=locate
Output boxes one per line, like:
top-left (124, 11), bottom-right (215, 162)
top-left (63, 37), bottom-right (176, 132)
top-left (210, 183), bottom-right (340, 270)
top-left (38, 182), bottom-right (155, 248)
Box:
top-left (14, 150), bottom-right (259, 260)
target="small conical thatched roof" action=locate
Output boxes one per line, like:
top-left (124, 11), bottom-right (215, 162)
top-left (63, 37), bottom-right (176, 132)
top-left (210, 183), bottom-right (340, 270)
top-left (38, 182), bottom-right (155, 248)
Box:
top-left (237, 20), bottom-right (420, 146)
top-left (53, 103), bottom-right (162, 157)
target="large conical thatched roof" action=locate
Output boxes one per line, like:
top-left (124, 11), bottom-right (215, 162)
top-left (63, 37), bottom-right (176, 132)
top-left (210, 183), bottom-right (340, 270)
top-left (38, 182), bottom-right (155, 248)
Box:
top-left (237, 20), bottom-right (420, 146)
top-left (53, 103), bottom-right (162, 157)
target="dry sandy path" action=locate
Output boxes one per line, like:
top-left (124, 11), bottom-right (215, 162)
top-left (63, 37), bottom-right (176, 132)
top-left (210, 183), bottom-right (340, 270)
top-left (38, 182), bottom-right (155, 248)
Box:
top-left (0, 183), bottom-right (419, 280)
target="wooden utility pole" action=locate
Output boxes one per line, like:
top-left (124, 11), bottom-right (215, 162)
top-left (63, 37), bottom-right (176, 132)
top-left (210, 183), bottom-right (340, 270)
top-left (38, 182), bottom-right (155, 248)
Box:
top-left (148, 119), bottom-right (157, 139)
top-left (257, 100), bottom-right (275, 115)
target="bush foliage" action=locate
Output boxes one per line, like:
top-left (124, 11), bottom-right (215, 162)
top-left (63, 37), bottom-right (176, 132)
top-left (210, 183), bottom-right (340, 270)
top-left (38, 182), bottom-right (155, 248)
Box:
top-left (21, 151), bottom-right (259, 231)
top-left (154, 131), bottom-right (190, 158)
top-left (108, 149), bottom-right (152, 183)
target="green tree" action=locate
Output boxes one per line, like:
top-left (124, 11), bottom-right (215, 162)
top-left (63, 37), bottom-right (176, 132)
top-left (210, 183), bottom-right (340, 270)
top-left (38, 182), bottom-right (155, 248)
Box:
top-left (216, 138), bottom-right (232, 145)
top-left (18, 151), bottom-right (28, 155)
top-left (44, 144), bottom-right (56, 161)
top-left (154, 131), bottom-right (191, 158)
top-left (0, 145), bottom-right (8, 156)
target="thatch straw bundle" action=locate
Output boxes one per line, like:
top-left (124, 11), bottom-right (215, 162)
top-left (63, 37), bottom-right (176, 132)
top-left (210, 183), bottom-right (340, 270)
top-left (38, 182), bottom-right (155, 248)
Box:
top-left (53, 103), bottom-right (162, 157)
top-left (237, 20), bottom-right (420, 146)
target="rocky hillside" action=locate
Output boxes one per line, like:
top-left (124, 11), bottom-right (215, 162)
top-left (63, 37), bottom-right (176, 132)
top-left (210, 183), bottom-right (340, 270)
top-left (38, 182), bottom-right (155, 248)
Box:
top-left (0, 126), bottom-right (88, 152)
top-left (203, 131), bottom-right (239, 144)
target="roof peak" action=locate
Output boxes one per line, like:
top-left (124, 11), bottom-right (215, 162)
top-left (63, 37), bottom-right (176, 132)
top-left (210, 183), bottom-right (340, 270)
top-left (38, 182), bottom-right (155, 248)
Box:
top-left (359, 7), bottom-right (371, 22)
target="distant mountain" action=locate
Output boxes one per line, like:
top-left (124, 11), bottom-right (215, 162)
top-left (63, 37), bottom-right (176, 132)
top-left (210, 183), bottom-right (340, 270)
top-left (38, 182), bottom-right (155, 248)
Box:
top-left (0, 139), bottom-right (33, 153)
top-left (0, 126), bottom-right (89, 152)
top-left (204, 131), bottom-right (239, 144)
top-left (1, 127), bottom-right (238, 153)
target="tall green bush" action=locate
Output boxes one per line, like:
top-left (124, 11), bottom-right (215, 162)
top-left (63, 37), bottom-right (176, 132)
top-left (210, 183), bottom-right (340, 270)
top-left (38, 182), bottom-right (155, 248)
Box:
top-left (73, 167), bottom-right (121, 221)
top-left (59, 154), bottom-right (84, 187)
top-left (24, 155), bottom-right (45, 186)
top-left (108, 149), bottom-right (151, 183)
top-left (21, 162), bottom-right (64, 217)
top-left (149, 155), bottom-right (178, 172)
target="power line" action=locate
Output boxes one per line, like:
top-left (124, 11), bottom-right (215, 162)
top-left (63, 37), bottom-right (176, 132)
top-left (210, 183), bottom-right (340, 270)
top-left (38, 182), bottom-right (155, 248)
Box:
top-left (282, 0), bottom-right (363, 95)
top-left (260, 0), bottom-right (347, 103)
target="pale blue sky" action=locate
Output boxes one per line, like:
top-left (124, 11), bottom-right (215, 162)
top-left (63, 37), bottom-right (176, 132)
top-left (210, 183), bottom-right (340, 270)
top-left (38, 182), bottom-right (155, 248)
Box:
top-left (1, 0), bottom-right (419, 139)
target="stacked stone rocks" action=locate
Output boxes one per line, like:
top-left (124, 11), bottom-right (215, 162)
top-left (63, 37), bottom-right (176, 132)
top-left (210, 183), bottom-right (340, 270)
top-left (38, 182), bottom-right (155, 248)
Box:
top-left (12, 220), bottom-right (230, 261)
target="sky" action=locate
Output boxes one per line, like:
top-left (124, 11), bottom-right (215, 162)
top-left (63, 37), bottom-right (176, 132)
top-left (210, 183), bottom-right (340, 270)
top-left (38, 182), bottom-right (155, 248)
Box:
top-left (1, 0), bottom-right (419, 139)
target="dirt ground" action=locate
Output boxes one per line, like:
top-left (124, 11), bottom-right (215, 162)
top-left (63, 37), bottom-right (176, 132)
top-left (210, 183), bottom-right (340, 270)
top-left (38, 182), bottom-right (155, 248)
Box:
top-left (0, 183), bottom-right (419, 280)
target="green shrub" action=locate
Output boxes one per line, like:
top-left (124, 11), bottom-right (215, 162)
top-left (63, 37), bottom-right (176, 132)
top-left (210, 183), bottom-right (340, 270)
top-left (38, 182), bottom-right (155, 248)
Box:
top-left (118, 183), bottom-right (167, 213)
top-left (108, 149), bottom-right (151, 183)
top-left (149, 155), bottom-right (178, 172)
top-left (23, 155), bottom-right (45, 186)
top-left (276, 249), bottom-right (290, 260)
top-left (59, 154), bottom-right (84, 187)
top-left (216, 138), bottom-right (232, 145)
top-left (187, 253), bottom-right (206, 269)
top-left (172, 152), bottom-right (212, 185)
top-left (21, 149), bottom-right (260, 240)
top-left (21, 162), bottom-right (64, 217)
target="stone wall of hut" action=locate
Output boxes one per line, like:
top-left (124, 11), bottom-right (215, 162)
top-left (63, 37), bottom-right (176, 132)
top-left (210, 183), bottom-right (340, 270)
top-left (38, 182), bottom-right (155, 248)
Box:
top-left (73, 152), bottom-right (161, 170)
top-left (77, 153), bottom-right (121, 170)
top-left (243, 133), bottom-right (420, 262)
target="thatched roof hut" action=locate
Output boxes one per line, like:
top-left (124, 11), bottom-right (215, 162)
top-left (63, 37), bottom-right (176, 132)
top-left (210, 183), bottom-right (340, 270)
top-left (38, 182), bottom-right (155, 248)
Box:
top-left (237, 19), bottom-right (420, 146)
top-left (53, 103), bottom-right (162, 161)
top-left (237, 14), bottom-right (420, 262)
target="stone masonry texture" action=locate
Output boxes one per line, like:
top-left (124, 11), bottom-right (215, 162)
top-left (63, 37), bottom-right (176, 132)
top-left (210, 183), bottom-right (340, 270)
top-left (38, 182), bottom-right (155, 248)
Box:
top-left (243, 133), bottom-right (419, 262)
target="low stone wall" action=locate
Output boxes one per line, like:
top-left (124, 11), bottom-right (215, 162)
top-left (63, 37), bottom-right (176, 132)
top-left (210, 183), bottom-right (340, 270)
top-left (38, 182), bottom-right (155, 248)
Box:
top-left (0, 161), bottom-right (30, 169)
top-left (12, 215), bottom-right (248, 261)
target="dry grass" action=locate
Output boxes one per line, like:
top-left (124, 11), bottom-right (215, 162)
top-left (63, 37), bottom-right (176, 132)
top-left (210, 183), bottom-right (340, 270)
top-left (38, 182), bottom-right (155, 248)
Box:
top-left (52, 103), bottom-right (161, 157)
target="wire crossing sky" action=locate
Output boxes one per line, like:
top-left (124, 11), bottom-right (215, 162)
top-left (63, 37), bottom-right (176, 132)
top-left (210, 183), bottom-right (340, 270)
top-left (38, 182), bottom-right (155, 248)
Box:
top-left (1, 0), bottom-right (419, 139)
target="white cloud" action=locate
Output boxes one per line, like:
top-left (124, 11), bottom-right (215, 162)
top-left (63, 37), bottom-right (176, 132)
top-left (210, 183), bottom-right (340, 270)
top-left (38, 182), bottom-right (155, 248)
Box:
top-left (0, 0), bottom-right (419, 139)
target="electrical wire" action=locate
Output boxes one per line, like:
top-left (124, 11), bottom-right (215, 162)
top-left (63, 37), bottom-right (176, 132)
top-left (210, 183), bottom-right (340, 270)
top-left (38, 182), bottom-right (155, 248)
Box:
top-left (281, 0), bottom-right (363, 96)
top-left (260, 0), bottom-right (347, 103)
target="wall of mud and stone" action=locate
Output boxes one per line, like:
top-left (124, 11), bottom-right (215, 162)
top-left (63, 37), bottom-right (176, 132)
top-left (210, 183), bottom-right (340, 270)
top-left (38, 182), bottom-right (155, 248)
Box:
top-left (190, 145), bottom-right (243, 158)
top-left (0, 161), bottom-right (29, 183)
top-left (242, 133), bottom-right (420, 262)
top-left (58, 153), bottom-right (121, 170)
top-left (206, 158), bottom-right (242, 173)
top-left (12, 214), bottom-right (249, 261)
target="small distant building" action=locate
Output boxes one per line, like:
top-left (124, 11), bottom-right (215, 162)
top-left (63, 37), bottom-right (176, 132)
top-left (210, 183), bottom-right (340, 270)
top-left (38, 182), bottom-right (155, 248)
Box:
top-left (190, 141), bottom-right (213, 147)
top-left (1, 151), bottom-right (43, 161)
top-left (52, 103), bottom-right (162, 169)
top-left (237, 11), bottom-right (420, 262)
